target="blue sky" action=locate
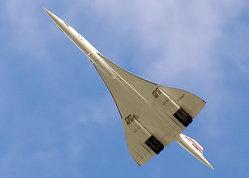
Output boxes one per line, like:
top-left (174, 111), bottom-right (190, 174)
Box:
top-left (0, 0), bottom-right (249, 177)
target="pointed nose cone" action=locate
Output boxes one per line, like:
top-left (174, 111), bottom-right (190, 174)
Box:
top-left (44, 8), bottom-right (50, 15)
top-left (44, 8), bottom-right (55, 20)
top-left (44, 8), bottom-right (63, 26)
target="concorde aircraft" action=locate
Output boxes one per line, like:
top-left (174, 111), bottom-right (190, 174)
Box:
top-left (45, 9), bottom-right (214, 169)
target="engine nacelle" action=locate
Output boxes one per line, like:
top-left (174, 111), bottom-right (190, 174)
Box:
top-left (152, 88), bottom-right (192, 127)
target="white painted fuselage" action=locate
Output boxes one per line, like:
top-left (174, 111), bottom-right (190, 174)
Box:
top-left (45, 9), bottom-right (214, 169)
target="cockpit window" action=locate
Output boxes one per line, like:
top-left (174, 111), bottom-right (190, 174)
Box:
top-left (64, 22), bottom-right (70, 27)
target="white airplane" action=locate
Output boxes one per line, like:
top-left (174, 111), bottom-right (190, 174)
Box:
top-left (45, 9), bottom-right (214, 169)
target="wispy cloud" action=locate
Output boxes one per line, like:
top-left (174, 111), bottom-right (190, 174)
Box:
top-left (1, 0), bottom-right (247, 140)
top-left (75, 0), bottom-right (247, 140)
top-left (1, 0), bottom-right (249, 176)
top-left (3, 0), bottom-right (247, 136)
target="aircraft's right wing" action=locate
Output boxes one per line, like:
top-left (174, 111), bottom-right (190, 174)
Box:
top-left (93, 53), bottom-right (205, 166)
top-left (122, 115), bottom-right (164, 166)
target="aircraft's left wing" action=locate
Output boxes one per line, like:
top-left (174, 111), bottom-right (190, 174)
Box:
top-left (92, 54), bottom-right (175, 165)
top-left (93, 53), bottom-right (158, 119)
top-left (92, 53), bottom-right (204, 166)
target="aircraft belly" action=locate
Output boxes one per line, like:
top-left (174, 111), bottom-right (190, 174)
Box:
top-left (93, 63), bottom-right (182, 146)
top-left (137, 106), bottom-right (182, 146)
top-left (45, 9), bottom-right (211, 168)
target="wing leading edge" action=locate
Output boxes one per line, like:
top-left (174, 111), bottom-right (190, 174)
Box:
top-left (44, 9), bottom-right (211, 168)
top-left (93, 54), bottom-right (205, 165)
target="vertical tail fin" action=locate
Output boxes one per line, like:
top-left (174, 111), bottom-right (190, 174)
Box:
top-left (176, 134), bottom-right (214, 170)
